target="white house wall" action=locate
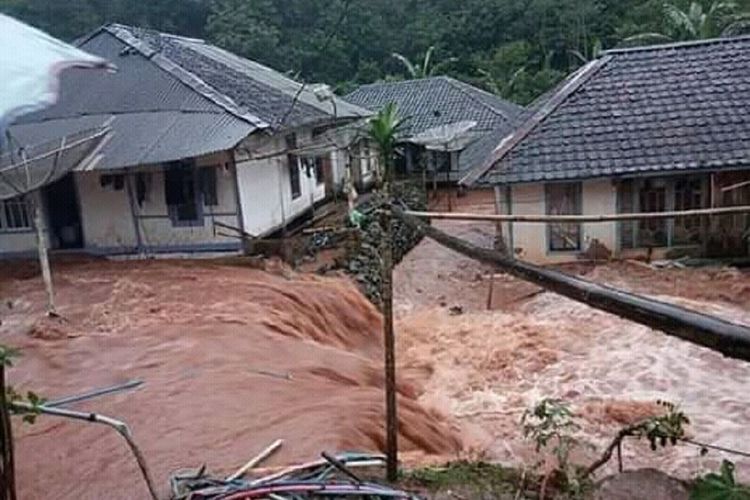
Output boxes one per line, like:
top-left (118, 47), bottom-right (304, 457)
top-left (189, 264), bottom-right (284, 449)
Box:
top-left (75, 171), bottom-right (138, 251)
top-left (508, 179), bottom-right (617, 264)
top-left (0, 231), bottom-right (37, 256)
top-left (235, 130), bottom-right (326, 237)
top-left (75, 151), bottom-right (241, 254)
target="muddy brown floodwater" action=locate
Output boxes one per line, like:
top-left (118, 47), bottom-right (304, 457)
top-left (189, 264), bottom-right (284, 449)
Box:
top-left (0, 258), bottom-right (461, 499)
top-left (395, 189), bottom-right (750, 482)
top-left (2, 188), bottom-right (750, 498)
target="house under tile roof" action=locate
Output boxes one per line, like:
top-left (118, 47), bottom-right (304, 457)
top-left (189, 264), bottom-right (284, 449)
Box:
top-left (10, 24), bottom-right (369, 171)
top-left (344, 76), bottom-right (522, 139)
top-left (462, 36), bottom-right (750, 186)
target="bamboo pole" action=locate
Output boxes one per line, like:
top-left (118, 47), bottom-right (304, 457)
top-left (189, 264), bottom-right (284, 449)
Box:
top-left (404, 204), bottom-right (750, 223)
top-left (226, 439), bottom-right (283, 481)
top-left (393, 207), bottom-right (750, 362)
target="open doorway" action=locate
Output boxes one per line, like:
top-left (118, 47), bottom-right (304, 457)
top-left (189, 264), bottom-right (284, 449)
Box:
top-left (44, 174), bottom-right (83, 249)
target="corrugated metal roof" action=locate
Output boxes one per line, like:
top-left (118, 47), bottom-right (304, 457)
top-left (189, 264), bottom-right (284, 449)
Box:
top-left (11, 21), bottom-right (370, 171)
top-left (103, 24), bottom-right (370, 130)
top-left (11, 29), bottom-right (257, 170)
top-left (10, 112), bottom-right (252, 171)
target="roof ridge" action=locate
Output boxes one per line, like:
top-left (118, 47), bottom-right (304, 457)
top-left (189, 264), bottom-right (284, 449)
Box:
top-left (348, 76), bottom-right (444, 92)
top-left (108, 23), bottom-right (207, 44)
top-left (459, 56), bottom-right (612, 186)
top-left (101, 24), bottom-right (269, 129)
top-left (602, 34), bottom-right (750, 56)
top-left (441, 76), bottom-right (519, 121)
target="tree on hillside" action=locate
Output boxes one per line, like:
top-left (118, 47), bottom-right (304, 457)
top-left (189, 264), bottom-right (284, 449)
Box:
top-left (623, 0), bottom-right (750, 46)
top-left (477, 41), bottom-right (566, 105)
top-left (206, 0), bottom-right (281, 63)
top-left (391, 46), bottom-right (457, 79)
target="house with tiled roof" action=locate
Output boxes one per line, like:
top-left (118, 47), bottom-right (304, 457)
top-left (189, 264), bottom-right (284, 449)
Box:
top-left (1, 23), bottom-right (371, 257)
top-left (345, 76), bottom-right (522, 182)
top-left (462, 37), bottom-right (750, 264)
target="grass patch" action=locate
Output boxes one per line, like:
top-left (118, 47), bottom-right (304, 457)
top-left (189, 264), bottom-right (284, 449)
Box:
top-left (401, 461), bottom-right (531, 499)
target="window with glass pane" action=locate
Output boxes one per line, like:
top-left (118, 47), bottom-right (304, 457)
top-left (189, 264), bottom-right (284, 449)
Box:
top-left (0, 198), bottom-right (31, 230)
top-left (545, 182), bottom-right (582, 251)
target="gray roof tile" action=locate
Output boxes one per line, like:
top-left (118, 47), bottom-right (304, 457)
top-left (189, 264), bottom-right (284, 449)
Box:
top-left (467, 37), bottom-right (750, 185)
top-left (344, 76), bottom-right (522, 138)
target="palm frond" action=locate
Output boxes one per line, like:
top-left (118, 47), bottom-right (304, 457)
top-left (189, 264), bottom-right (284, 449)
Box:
top-left (722, 18), bottom-right (750, 35)
top-left (618, 32), bottom-right (673, 47)
top-left (710, 1), bottom-right (738, 17)
top-left (422, 46), bottom-right (435, 79)
top-left (429, 57), bottom-right (458, 76)
top-left (391, 53), bottom-right (417, 79)
top-left (664, 2), bottom-right (697, 38)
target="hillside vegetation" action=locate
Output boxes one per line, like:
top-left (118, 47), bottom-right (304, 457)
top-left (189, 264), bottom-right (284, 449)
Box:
top-left (2, 0), bottom-right (750, 103)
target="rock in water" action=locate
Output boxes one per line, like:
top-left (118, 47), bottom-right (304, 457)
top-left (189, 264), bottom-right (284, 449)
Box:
top-left (595, 469), bottom-right (689, 500)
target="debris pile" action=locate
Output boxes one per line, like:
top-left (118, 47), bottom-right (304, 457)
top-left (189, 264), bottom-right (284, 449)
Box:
top-left (171, 452), bottom-right (417, 499)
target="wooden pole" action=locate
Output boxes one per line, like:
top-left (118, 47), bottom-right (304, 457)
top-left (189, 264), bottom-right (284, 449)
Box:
top-left (31, 191), bottom-right (55, 315)
top-left (380, 172), bottom-right (398, 483)
top-left (404, 204), bottom-right (750, 223)
top-left (393, 207), bottom-right (750, 362)
top-left (0, 365), bottom-right (16, 500)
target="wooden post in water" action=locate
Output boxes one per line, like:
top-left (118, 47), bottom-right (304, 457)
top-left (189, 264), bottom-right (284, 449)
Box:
top-left (380, 194), bottom-right (397, 482)
top-left (31, 191), bottom-right (55, 315)
top-left (0, 364), bottom-right (16, 500)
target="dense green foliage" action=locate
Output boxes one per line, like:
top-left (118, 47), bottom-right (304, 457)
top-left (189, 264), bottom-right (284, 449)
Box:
top-left (2, 0), bottom-right (750, 103)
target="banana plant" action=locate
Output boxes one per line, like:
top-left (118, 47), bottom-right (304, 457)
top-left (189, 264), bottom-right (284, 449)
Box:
top-left (391, 46), bottom-right (457, 79)
top-left (622, 1), bottom-right (750, 47)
